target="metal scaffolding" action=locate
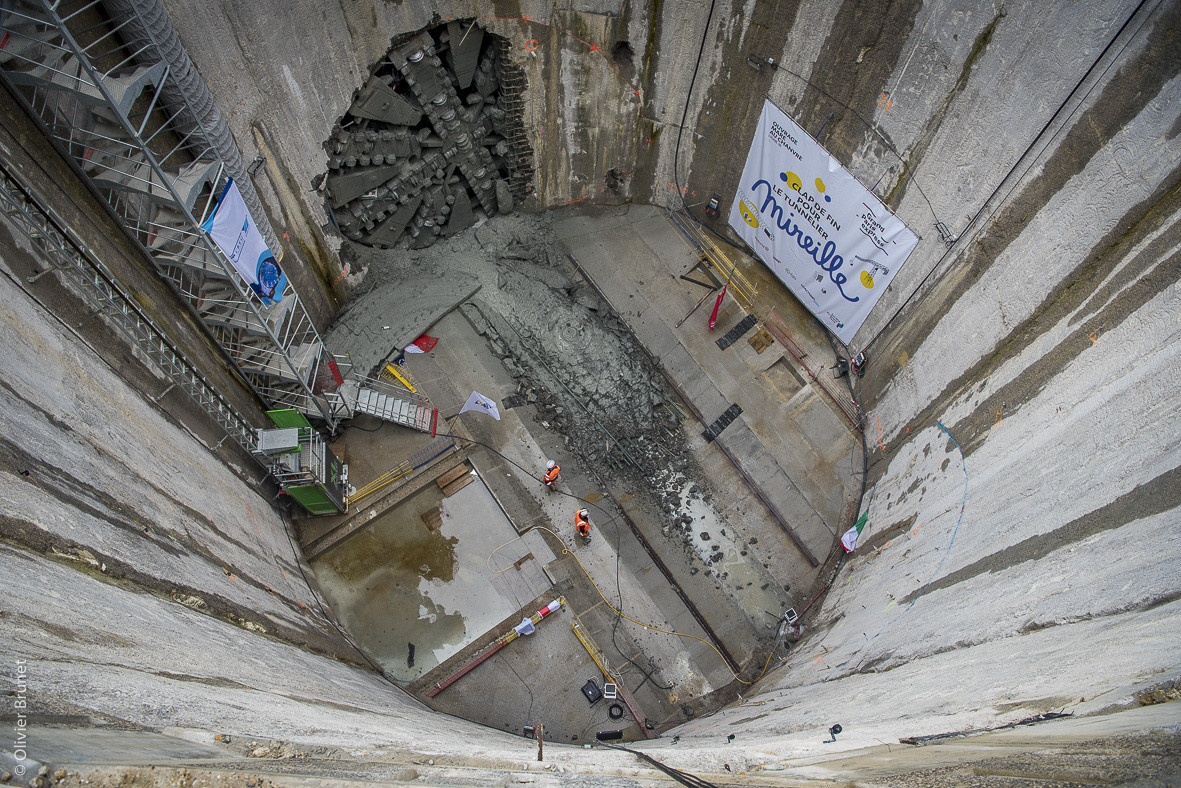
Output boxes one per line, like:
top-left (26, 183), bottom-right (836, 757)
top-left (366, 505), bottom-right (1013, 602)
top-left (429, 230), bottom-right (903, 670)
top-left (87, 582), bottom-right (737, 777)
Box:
top-left (0, 0), bottom-right (351, 429)
top-left (0, 158), bottom-right (258, 453)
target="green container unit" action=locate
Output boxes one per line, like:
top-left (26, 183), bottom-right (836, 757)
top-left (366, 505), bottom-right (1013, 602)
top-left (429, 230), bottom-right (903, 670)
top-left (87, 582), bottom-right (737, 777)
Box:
top-left (266, 408), bottom-right (314, 429)
top-left (284, 483), bottom-right (342, 515)
top-left (257, 410), bottom-right (349, 515)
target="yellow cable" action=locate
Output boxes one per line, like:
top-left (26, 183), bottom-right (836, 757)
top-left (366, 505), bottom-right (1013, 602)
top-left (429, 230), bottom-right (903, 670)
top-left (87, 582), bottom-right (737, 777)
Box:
top-left (486, 525), bottom-right (566, 574)
top-left (485, 525), bottom-right (776, 686)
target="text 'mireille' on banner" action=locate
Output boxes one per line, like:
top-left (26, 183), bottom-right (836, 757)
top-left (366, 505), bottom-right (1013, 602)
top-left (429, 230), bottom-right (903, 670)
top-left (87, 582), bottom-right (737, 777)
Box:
top-left (728, 99), bottom-right (918, 345)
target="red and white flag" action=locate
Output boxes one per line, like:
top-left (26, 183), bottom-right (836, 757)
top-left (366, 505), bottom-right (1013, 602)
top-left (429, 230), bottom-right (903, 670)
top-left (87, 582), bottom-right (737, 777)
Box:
top-left (404, 333), bottom-right (439, 354)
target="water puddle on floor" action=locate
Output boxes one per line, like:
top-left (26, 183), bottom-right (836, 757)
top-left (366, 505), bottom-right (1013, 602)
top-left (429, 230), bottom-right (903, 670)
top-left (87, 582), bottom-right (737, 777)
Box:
top-left (311, 475), bottom-right (548, 683)
top-left (666, 476), bottom-right (787, 627)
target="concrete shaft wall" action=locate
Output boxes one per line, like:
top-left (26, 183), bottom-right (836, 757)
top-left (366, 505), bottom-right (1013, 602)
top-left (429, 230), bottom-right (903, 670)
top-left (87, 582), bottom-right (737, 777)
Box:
top-left (0, 0), bottom-right (1177, 780)
top-left (0, 158), bottom-right (529, 764)
top-left (661, 0), bottom-right (1181, 770)
top-left (0, 227), bottom-right (345, 662)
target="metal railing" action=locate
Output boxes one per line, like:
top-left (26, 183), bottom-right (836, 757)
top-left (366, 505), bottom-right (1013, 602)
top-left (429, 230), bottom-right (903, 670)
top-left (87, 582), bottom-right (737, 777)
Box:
top-left (668, 208), bottom-right (758, 308)
top-left (0, 158), bottom-right (258, 453)
top-left (0, 0), bottom-right (349, 429)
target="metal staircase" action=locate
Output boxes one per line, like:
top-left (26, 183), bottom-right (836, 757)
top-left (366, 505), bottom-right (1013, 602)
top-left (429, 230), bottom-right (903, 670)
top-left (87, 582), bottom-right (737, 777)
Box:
top-left (0, 158), bottom-right (257, 453)
top-left (341, 378), bottom-right (437, 434)
top-left (0, 0), bottom-right (351, 429)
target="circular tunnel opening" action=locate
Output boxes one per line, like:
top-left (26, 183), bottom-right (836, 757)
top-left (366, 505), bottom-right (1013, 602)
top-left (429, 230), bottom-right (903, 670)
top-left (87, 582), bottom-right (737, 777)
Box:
top-left (322, 20), bottom-right (533, 251)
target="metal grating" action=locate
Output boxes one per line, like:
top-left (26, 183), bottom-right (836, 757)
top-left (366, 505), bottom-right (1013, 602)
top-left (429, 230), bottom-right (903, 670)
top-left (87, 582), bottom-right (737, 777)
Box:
top-left (715, 313), bottom-right (759, 350)
top-left (702, 403), bottom-right (743, 443)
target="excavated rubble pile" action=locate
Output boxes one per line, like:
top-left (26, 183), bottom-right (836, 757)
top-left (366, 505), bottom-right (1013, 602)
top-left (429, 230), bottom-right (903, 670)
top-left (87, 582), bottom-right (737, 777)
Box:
top-left (347, 213), bottom-right (786, 607)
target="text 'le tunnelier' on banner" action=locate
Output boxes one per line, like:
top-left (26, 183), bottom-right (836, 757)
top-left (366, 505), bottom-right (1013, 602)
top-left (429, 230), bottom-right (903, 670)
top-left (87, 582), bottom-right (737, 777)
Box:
top-left (728, 99), bottom-right (918, 345)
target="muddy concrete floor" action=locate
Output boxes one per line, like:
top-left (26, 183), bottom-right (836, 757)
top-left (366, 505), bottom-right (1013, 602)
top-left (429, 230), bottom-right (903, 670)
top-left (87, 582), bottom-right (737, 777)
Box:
top-left (340, 212), bottom-right (794, 633)
top-left (387, 308), bottom-right (750, 735)
top-left (312, 210), bottom-right (818, 740)
top-left (311, 475), bottom-right (555, 683)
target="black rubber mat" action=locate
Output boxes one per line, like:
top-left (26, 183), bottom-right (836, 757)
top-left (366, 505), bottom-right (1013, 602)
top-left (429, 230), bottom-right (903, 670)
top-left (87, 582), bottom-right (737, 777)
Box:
top-left (501, 393), bottom-right (527, 409)
top-left (702, 403), bottom-right (743, 442)
top-left (716, 314), bottom-right (759, 350)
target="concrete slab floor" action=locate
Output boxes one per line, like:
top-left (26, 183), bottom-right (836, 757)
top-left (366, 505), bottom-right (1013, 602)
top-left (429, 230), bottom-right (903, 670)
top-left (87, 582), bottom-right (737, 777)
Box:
top-left (311, 473), bottom-right (552, 683)
top-left (417, 309), bottom-right (756, 705)
top-left (553, 204), bottom-right (856, 536)
top-left (418, 596), bottom-right (652, 745)
top-left (549, 206), bottom-right (851, 591)
top-left (412, 310), bottom-right (777, 670)
top-left (354, 216), bottom-right (812, 630)
top-left (295, 310), bottom-right (694, 735)
top-left (305, 208), bottom-right (860, 741)
top-left (310, 308), bottom-right (759, 736)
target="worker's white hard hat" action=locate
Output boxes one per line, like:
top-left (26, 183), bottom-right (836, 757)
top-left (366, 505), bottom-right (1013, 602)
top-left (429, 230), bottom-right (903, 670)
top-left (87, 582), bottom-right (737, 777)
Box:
top-left (546, 460), bottom-right (555, 469)
top-left (578, 508), bottom-right (588, 516)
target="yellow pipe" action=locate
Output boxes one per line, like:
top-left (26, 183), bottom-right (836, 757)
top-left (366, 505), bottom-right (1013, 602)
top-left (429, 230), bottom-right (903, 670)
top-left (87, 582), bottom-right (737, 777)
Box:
top-left (346, 459), bottom-right (412, 506)
top-left (703, 241), bottom-right (756, 307)
top-left (572, 621), bottom-right (615, 681)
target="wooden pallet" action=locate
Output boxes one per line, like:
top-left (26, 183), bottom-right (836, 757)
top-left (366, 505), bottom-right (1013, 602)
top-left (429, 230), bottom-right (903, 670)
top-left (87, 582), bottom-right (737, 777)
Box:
top-left (749, 327), bottom-right (774, 354)
top-left (420, 506), bottom-right (443, 532)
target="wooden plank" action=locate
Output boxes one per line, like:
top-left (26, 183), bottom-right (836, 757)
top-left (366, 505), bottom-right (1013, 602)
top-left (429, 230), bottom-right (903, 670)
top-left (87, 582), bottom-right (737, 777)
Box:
top-left (435, 463), bottom-right (470, 488)
top-left (420, 506), bottom-right (443, 532)
top-left (441, 473), bottom-right (474, 497)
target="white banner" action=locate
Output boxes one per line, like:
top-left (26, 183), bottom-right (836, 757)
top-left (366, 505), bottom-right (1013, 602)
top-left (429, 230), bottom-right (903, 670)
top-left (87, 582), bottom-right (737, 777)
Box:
top-left (729, 100), bottom-right (917, 344)
top-left (201, 178), bottom-right (287, 305)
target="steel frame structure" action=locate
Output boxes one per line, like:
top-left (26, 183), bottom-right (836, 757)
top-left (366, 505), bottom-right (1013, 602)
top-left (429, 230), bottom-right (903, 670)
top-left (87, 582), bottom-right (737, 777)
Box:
top-left (0, 158), bottom-right (258, 453)
top-left (0, 0), bottom-right (350, 429)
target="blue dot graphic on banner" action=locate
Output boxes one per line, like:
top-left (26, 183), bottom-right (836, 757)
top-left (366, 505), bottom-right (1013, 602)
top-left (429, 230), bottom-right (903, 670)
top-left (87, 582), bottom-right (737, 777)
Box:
top-left (254, 253), bottom-right (286, 303)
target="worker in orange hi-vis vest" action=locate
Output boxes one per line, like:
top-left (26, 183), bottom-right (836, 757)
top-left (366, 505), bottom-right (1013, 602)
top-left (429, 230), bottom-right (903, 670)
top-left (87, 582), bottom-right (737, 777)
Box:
top-left (542, 460), bottom-right (560, 491)
top-left (574, 508), bottom-right (591, 543)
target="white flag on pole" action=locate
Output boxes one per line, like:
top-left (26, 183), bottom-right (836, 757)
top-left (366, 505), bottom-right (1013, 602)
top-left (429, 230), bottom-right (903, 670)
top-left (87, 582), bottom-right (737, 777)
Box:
top-left (460, 390), bottom-right (501, 420)
top-left (840, 524), bottom-right (861, 552)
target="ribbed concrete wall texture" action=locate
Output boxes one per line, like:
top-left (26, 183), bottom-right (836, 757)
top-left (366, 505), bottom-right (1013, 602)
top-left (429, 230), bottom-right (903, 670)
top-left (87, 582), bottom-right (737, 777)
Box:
top-left (1, 0), bottom-right (1178, 783)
